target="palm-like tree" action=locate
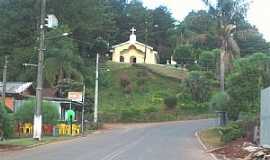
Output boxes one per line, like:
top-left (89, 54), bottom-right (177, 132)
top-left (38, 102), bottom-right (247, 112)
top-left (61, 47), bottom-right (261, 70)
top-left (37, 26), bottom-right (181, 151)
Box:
top-left (44, 26), bottom-right (83, 87)
top-left (201, 0), bottom-right (247, 91)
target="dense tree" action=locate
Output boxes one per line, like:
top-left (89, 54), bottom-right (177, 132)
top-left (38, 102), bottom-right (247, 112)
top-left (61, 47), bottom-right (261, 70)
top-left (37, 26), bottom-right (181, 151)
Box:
top-left (226, 53), bottom-right (270, 120)
top-left (150, 6), bottom-right (175, 63)
top-left (0, 0), bottom-right (39, 81)
top-left (174, 45), bottom-right (194, 66)
top-left (182, 10), bottom-right (218, 49)
top-left (235, 26), bottom-right (269, 56)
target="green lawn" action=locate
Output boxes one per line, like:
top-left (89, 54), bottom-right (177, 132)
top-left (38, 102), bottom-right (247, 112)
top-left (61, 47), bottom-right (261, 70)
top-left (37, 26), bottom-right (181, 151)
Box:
top-left (0, 136), bottom-right (73, 147)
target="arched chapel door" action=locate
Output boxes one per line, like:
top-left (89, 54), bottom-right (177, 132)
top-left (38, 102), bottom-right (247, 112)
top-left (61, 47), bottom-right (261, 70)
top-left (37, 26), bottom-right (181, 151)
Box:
top-left (130, 56), bottom-right (137, 64)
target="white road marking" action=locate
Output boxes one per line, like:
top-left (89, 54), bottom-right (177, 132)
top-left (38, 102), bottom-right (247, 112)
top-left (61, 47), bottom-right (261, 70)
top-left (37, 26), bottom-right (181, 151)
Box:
top-left (100, 131), bottom-right (146, 160)
top-left (195, 131), bottom-right (219, 160)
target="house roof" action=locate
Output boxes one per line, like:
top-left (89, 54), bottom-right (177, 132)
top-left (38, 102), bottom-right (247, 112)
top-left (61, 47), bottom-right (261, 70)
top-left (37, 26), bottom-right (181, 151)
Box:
top-left (0, 82), bottom-right (33, 94)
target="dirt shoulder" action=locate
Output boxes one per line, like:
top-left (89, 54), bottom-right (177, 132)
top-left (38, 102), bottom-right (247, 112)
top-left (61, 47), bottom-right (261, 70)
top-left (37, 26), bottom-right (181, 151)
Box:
top-left (199, 128), bottom-right (252, 160)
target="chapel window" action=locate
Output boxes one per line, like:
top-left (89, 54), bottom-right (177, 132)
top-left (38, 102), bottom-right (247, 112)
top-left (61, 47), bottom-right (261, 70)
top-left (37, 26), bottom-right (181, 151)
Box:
top-left (120, 56), bottom-right (124, 62)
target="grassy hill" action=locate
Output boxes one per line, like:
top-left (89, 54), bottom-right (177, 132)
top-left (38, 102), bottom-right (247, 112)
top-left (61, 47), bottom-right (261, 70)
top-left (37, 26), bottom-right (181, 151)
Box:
top-left (98, 62), bottom-right (210, 122)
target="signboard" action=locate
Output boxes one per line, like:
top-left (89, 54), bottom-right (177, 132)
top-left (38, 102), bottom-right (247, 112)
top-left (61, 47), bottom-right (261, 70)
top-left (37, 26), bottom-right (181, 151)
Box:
top-left (261, 87), bottom-right (270, 148)
top-left (65, 109), bottom-right (75, 122)
top-left (68, 92), bottom-right (83, 102)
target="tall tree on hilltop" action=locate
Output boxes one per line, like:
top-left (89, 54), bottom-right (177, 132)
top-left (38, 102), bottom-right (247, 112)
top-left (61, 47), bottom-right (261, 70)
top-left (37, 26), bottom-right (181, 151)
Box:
top-left (151, 6), bottom-right (175, 63)
top-left (202, 0), bottom-right (248, 91)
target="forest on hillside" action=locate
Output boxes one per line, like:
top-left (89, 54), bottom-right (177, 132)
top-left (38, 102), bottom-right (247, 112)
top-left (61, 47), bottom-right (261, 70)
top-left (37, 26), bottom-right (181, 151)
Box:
top-left (0, 0), bottom-right (269, 115)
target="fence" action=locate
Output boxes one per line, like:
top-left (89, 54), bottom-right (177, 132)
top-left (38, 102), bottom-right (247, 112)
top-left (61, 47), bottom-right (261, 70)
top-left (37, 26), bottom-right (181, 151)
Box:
top-left (261, 87), bottom-right (270, 148)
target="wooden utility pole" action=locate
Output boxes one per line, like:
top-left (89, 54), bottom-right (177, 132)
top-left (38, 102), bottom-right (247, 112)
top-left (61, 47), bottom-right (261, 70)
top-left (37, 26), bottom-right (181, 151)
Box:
top-left (2, 56), bottom-right (8, 106)
top-left (144, 21), bottom-right (148, 63)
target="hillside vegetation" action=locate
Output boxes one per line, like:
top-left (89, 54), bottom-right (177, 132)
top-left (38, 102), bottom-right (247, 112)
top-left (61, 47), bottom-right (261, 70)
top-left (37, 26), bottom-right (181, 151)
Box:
top-left (98, 62), bottom-right (212, 122)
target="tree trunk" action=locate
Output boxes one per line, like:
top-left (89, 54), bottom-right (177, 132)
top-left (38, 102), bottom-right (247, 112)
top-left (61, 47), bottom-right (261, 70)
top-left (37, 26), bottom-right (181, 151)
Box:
top-left (58, 65), bottom-right (64, 84)
top-left (220, 40), bottom-right (226, 92)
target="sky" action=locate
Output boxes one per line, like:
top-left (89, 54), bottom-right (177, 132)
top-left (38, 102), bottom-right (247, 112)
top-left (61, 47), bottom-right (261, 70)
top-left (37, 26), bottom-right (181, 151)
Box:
top-left (142, 0), bottom-right (270, 42)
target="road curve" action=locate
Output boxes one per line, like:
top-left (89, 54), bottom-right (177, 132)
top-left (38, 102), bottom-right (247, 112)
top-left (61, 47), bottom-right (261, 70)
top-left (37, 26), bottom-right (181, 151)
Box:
top-left (1, 119), bottom-right (216, 160)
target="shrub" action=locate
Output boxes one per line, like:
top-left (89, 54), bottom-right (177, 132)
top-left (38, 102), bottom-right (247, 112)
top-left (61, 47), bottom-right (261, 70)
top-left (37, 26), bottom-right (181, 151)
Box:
top-left (2, 114), bottom-right (14, 139)
top-left (120, 108), bottom-right (142, 122)
top-left (164, 96), bottom-right (177, 109)
top-left (219, 122), bottom-right (244, 143)
top-left (0, 103), bottom-right (5, 130)
top-left (143, 106), bottom-right (159, 113)
top-left (15, 100), bottom-right (59, 125)
top-left (0, 103), bottom-right (14, 139)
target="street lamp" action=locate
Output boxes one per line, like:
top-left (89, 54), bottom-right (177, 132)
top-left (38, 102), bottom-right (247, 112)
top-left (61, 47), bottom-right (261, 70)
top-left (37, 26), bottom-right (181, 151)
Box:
top-left (23, 63), bottom-right (38, 67)
top-left (45, 32), bottom-right (71, 40)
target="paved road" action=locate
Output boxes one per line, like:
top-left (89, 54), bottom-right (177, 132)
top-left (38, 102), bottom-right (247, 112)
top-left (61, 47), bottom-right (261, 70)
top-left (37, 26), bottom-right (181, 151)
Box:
top-left (1, 119), bottom-right (216, 160)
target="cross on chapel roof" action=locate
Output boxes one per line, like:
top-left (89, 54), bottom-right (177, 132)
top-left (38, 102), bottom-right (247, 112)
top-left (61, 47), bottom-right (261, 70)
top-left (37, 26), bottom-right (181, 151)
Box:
top-left (130, 27), bottom-right (136, 35)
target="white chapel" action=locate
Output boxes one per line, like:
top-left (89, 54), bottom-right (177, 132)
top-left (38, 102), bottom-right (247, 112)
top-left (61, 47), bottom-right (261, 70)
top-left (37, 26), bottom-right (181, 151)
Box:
top-left (111, 27), bottom-right (159, 64)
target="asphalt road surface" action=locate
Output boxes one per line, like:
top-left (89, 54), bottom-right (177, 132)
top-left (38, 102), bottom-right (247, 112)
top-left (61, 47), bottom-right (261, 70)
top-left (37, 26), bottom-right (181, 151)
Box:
top-left (1, 119), bottom-right (216, 160)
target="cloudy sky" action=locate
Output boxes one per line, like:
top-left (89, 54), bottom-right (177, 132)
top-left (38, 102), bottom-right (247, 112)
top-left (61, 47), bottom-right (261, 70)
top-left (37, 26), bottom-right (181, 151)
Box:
top-left (142, 0), bottom-right (270, 41)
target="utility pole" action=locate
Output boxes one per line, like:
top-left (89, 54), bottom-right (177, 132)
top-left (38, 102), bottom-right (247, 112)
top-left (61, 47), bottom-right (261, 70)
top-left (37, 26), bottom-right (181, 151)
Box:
top-left (94, 53), bottom-right (99, 124)
top-left (2, 56), bottom-right (8, 106)
top-left (33, 0), bottom-right (46, 140)
top-left (81, 84), bottom-right (85, 135)
top-left (144, 21), bottom-right (148, 63)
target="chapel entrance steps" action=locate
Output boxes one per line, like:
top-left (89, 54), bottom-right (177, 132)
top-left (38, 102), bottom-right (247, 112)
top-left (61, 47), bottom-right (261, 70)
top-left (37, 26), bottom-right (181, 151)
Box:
top-left (132, 64), bottom-right (145, 70)
top-left (133, 63), bottom-right (187, 80)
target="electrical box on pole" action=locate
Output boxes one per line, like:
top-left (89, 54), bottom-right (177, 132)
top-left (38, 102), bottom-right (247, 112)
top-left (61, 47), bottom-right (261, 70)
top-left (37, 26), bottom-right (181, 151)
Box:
top-left (45, 14), bottom-right (58, 28)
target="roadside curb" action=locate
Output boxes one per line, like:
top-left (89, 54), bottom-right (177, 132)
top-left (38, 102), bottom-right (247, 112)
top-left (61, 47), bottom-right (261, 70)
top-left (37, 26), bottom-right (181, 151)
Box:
top-left (195, 131), bottom-right (219, 160)
top-left (0, 136), bottom-right (81, 152)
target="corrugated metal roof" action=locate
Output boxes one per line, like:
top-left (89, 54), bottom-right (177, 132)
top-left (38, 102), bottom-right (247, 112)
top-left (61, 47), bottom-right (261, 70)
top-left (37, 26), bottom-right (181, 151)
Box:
top-left (0, 82), bottom-right (33, 94)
